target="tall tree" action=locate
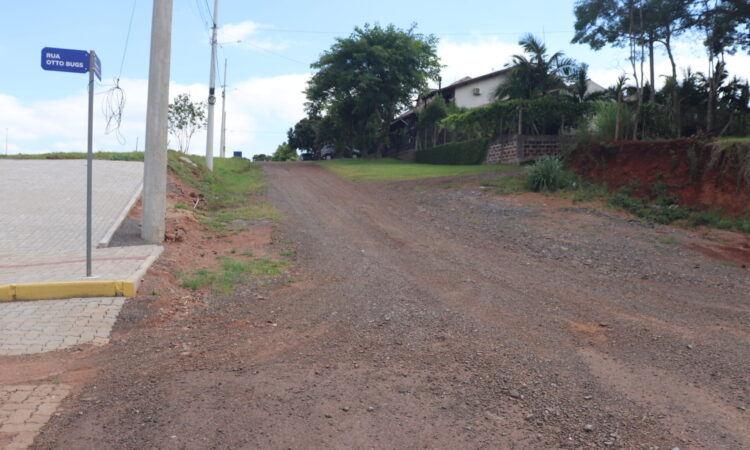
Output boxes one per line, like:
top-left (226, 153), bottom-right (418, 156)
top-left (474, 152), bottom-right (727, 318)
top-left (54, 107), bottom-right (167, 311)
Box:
top-left (306, 24), bottom-right (440, 156)
top-left (287, 116), bottom-right (320, 153)
top-left (692, 0), bottom-right (749, 132)
top-left (572, 0), bottom-right (692, 117)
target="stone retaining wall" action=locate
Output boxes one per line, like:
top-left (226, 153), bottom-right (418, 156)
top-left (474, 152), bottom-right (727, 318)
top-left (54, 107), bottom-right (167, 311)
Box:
top-left (485, 134), bottom-right (563, 165)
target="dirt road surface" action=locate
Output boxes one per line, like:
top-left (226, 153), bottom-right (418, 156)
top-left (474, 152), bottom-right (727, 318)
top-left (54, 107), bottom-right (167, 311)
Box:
top-left (36, 163), bottom-right (749, 449)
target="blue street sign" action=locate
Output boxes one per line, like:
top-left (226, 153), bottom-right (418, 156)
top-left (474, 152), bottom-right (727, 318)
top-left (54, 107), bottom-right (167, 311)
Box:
top-left (41, 47), bottom-right (89, 74)
top-left (93, 53), bottom-right (101, 81)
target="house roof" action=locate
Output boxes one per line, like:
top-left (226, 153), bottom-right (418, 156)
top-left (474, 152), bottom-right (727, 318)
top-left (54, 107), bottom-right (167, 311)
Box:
top-left (443, 67), bottom-right (513, 90)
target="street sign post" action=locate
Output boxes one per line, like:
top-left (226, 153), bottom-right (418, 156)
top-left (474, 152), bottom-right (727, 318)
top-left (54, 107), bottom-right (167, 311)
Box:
top-left (41, 47), bottom-right (101, 277)
top-left (41, 47), bottom-right (90, 74)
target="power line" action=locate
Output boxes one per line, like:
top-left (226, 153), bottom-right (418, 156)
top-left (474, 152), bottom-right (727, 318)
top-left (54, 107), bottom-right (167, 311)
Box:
top-left (117, 0), bottom-right (138, 79)
top-left (193, 0), bottom-right (210, 33)
top-left (238, 40), bottom-right (308, 65)
top-left (253, 27), bottom-right (573, 37)
top-left (203, 0), bottom-right (214, 23)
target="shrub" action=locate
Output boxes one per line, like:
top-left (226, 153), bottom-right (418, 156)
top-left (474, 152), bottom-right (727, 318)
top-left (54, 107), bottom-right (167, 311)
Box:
top-left (586, 101), bottom-right (634, 141)
top-left (415, 138), bottom-right (489, 165)
top-left (525, 157), bottom-right (569, 192)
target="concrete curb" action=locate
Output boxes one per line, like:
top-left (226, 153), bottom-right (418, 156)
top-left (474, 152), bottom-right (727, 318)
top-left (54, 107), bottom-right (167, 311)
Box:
top-left (0, 280), bottom-right (135, 302)
top-left (98, 182), bottom-right (143, 248)
top-left (0, 245), bottom-right (163, 302)
top-left (129, 245), bottom-right (164, 292)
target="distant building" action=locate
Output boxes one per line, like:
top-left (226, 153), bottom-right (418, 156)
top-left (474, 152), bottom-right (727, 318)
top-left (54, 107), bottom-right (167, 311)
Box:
top-left (389, 68), bottom-right (606, 155)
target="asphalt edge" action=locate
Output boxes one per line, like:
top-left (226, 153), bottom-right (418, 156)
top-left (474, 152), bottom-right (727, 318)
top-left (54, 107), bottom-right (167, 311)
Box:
top-left (98, 181), bottom-right (143, 248)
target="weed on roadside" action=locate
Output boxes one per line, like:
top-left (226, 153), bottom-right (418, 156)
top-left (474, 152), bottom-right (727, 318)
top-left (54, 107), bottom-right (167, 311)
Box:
top-left (181, 257), bottom-right (289, 293)
top-left (480, 175), bottom-right (526, 194)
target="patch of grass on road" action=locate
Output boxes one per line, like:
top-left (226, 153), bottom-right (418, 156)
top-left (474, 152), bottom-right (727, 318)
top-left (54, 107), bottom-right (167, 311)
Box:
top-left (480, 174), bottom-right (526, 194)
top-left (0, 151), bottom-right (144, 161)
top-left (181, 257), bottom-right (289, 293)
top-left (320, 158), bottom-right (515, 182)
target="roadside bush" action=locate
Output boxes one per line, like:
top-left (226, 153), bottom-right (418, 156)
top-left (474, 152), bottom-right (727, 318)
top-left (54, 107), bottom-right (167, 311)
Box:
top-left (416, 138), bottom-right (489, 165)
top-left (583, 101), bottom-right (634, 141)
top-left (525, 157), bottom-right (570, 192)
top-left (608, 184), bottom-right (689, 224)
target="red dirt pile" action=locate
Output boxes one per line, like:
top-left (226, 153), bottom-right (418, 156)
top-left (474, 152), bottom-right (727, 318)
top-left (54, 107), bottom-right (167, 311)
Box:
top-left (570, 139), bottom-right (750, 216)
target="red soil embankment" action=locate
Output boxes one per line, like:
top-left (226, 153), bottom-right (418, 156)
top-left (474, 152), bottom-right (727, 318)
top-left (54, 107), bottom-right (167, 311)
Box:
top-left (569, 139), bottom-right (750, 216)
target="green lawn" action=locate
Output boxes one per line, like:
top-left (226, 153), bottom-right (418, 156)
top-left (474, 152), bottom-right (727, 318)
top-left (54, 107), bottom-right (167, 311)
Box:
top-left (715, 137), bottom-right (750, 144)
top-left (319, 158), bottom-right (515, 182)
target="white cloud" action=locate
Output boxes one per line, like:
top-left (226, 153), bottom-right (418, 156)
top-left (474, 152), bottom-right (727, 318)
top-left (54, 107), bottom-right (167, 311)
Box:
top-left (584, 39), bottom-right (750, 89)
top-left (218, 21), bottom-right (261, 43)
top-left (217, 21), bottom-right (291, 52)
top-left (437, 38), bottom-right (521, 87)
top-left (0, 73), bottom-right (311, 157)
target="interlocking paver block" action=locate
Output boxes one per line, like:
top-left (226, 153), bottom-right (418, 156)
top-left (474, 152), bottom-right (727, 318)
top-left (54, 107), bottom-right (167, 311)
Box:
top-left (0, 297), bottom-right (125, 356)
top-left (0, 160), bottom-right (143, 256)
top-left (0, 384), bottom-right (71, 449)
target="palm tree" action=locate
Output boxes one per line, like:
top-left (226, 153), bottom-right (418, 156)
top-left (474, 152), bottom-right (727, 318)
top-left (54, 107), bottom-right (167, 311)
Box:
top-left (494, 34), bottom-right (577, 134)
top-left (495, 34), bottom-right (577, 101)
top-left (608, 74), bottom-right (628, 140)
top-left (568, 63), bottom-right (606, 103)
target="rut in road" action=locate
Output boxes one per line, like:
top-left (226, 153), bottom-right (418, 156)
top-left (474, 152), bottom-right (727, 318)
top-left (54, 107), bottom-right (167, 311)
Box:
top-left (259, 163), bottom-right (750, 449)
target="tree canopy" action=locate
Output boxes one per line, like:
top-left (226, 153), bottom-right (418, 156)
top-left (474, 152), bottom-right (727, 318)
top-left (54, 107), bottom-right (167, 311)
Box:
top-left (271, 142), bottom-right (297, 161)
top-left (305, 23), bottom-right (441, 155)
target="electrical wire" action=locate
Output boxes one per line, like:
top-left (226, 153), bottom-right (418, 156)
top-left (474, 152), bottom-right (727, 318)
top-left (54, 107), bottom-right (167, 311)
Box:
top-left (254, 27), bottom-right (573, 37)
top-left (117, 0), bottom-right (137, 80)
top-left (102, 0), bottom-right (138, 145)
top-left (204, 0), bottom-right (214, 24)
top-left (193, 0), bottom-right (210, 33)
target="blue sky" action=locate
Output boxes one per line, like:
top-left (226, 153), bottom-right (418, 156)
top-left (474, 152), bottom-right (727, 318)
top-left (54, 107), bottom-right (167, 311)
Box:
top-left (1, 1), bottom-right (748, 157)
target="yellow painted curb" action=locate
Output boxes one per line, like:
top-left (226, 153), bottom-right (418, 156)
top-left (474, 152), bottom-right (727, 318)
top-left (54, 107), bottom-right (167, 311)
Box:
top-left (0, 280), bottom-right (135, 301)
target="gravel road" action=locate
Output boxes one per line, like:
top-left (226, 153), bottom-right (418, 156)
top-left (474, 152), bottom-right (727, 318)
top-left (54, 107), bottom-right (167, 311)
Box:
top-left (35, 162), bottom-right (750, 449)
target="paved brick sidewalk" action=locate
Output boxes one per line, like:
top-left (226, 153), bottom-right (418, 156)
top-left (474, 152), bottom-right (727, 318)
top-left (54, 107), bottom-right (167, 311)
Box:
top-left (0, 246), bottom-right (161, 286)
top-left (0, 297), bottom-right (125, 356)
top-left (0, 384), bottom-right (71, 449)
top-left (0, 159), bottom-right (143, 256)
top-left (0, 160), bottom-right (156, 448)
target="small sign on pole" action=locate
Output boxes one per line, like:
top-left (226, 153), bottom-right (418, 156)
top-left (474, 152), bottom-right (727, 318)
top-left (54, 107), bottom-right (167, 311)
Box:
top-left (93, 53), bottom-right (102, 81)
top-left (41, 47), bottom-right (90, 74)
top-left (41, 47), bottom-right (101, 278)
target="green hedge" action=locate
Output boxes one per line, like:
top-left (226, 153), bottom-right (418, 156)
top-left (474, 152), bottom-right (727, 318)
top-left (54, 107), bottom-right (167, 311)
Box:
top-left (415, 138), bottom-right (489, 165)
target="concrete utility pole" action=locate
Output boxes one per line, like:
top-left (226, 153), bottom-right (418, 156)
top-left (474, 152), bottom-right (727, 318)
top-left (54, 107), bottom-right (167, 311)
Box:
top-left (141, 0), bottom-right (173, 244)
top-left (205, 0), bottom-right (219, 170)
top-left (220, 58), bottom-right (227, 158)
